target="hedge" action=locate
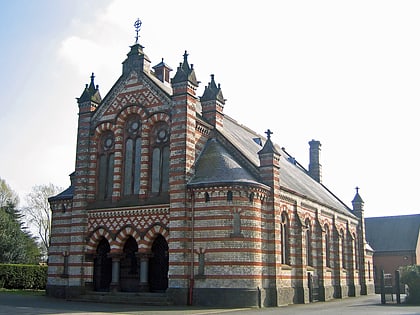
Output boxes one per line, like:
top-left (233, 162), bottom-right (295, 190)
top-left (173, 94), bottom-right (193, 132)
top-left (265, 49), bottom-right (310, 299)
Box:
top-left (0, 264), bottom-right (47, 290)
top-left (400, 265), bottom-right (420, 304)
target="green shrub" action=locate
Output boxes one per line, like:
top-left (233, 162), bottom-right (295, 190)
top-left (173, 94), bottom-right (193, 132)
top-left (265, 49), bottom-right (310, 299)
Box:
top-left (0, 264), bottom-right (47, 290)
top-left (400, 265), bottom-right (420, 304)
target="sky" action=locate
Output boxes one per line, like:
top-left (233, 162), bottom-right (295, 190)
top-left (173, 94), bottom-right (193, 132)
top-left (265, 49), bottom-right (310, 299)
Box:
top-left (0, 0), bottom-right (419, 218)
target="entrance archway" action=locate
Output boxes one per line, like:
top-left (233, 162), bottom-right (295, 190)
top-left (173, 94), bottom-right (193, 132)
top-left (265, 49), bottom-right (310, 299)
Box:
top-left (93, 237), bottom-right (112, 291)
top-left (120, 236), bottom-right (138, 292)
top-left (148, 234), bottom-right (169, 292)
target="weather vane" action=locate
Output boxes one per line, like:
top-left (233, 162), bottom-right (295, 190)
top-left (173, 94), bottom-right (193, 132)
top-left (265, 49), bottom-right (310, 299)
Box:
top-left (134, 18), bottom-right (142, 44)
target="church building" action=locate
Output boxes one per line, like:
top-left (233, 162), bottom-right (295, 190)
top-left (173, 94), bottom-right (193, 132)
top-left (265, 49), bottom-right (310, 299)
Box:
top-left (47, 21), bottom-right (374, 307)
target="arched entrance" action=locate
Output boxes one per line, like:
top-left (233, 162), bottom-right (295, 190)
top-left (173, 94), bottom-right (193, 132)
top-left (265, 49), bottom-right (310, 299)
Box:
top-left (120, 236), bottom-right (138, 292)
top-left (148, 234), bottom-right (169, 292)
top-left (93, 238), bottom-right (112, 291)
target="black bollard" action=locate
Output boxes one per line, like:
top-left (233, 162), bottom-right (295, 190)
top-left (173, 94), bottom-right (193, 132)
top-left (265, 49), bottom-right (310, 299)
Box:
top-left (380, 270), bottom-right (386, 304)
top-left (395, 270), bottom-right (401, 304)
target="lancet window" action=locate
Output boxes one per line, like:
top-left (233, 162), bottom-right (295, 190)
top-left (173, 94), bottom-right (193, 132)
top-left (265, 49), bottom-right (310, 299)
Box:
top-left (98, 132), bottom-right (115, 200)
top-left (281, 212), bottom-right (290, 265)
top-left (123, 116), bottom-right (142, 196)
top-left (305, 218), bottom-right (312, 266)
top-left (151, 122), bottom-right (170, 194)
top-left (324, 224), bottom-right (331, 268)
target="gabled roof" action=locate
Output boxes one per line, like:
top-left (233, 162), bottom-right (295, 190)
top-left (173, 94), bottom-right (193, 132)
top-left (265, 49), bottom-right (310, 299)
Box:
top-left (365, 214), bottom-right (420, 252)
top-left (218, 115), bottom-right (353, 216)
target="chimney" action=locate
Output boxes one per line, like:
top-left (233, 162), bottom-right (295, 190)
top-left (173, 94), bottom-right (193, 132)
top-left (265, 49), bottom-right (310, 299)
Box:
top-left (308, 139), bottom-right (322, 183)
top-left (153, 58), bottom-right (172, 84)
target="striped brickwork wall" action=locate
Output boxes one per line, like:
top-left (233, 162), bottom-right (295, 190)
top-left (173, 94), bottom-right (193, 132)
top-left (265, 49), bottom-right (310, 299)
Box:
top-left (47, 199), bottom-right (73, 290)
top-left (168, 78), bottom-right (198, 295)
top-left (64, 97), bottom-right (96, 293)
top-left (189, 186), bottom-right (270, 288)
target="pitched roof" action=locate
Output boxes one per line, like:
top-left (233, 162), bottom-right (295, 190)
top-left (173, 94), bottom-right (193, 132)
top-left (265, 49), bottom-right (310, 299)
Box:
top-left (188, 138), bottom-right (265, 188)
top-left (365, 214), bottom-right (420, 252)
top-left (48, 185), bottom-right (74, 202)
top-left (218, 115), bottom-right (353, 216)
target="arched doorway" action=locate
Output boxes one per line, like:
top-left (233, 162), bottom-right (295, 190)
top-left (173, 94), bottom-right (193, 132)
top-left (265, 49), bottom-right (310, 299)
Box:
top-left (120, 236), bottom-right (138, 292)
top-left (93, 238), bottom-right (112, 291)
top-left (149, 234), bottom-right (169, 292)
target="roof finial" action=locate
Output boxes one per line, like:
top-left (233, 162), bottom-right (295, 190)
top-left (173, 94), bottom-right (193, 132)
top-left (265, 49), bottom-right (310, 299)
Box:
top-left (355, 186), bottom-right (359, 194)
top-left (134, 18), bottom-right (142, 44)
top-left (265, 129), bottom-right (273, 140)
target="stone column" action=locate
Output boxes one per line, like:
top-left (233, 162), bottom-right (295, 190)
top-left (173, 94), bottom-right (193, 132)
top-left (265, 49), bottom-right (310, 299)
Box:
top-left (137, 253), bottom-right (150, 291)
top-left (110, 254), bottom-right (120, 292)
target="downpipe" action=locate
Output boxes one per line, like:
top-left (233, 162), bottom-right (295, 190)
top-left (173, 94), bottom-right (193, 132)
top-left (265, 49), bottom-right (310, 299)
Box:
top-left (188, 190), bottom-right (195, 305)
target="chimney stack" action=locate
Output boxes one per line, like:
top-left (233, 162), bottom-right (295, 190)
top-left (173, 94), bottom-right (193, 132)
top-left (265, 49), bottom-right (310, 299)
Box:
top-left (308, 139), bottom-right (322, 183)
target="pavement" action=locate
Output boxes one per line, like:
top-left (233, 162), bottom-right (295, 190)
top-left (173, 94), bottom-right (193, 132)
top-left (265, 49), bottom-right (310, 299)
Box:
top-left (1, 292), bottom-right (420, 315)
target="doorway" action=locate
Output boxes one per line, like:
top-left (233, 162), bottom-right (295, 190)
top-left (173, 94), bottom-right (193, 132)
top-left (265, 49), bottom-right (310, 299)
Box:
top-left (93, 238), bottom-right (112, 291)
top-left (148, 234), bottom-right (169, 292)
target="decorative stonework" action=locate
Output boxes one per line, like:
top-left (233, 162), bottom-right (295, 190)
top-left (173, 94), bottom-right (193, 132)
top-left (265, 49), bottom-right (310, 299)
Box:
top-left (88, 206), bottom-right (169, 235)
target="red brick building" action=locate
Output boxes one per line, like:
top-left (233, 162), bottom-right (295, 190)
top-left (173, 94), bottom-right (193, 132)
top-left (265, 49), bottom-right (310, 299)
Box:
top-left (47, 25), bottom-right (374, 307)
top-left (365, 214), bottom-right (420, 289)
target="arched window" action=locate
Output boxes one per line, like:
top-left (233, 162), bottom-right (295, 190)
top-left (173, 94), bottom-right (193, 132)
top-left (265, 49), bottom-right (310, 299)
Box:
top-left (205, 192), bottom-right (210, 202)
top-left (305, 218), bottom-right (312, 266)
top-left (281, 212), bottom-right (290, 265)
top-left (324, 224), bottom-right (331, 268)
top-left (354, 235), bottom-right (359, 270)
top-left (227, 190), bottom-right (233, 201)
top-left (123, 116), bottom-right (142, 196)
top-left (98, 132), bottom-right (115, 200)
top-left (151, 122), bottom-right (170, 195)
top-left (341, 229), bottom-right (346, 269)
top-left (249, 192), bottom-right (254, 202)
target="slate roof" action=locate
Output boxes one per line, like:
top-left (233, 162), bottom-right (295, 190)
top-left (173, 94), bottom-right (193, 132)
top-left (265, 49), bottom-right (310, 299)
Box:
top-left (188, 138), bottom-right (266, 188)
top-left (365, 214), bottom-right (420, 252)
top-left (220, 115), bottom-right (353, 215)
top-left (48, 185), bottom-right (74, 202)
top-left (191, 114), bottom-right (354, 217)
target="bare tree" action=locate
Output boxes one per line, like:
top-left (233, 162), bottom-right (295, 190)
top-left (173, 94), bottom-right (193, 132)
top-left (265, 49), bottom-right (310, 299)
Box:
top-left (24, 183), bottom-right (62, 255)
top-left (0, 178), bottom-right (19, 209)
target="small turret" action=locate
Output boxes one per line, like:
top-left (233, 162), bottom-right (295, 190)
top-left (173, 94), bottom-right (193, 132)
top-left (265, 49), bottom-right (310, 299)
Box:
top-left (77, 73), bottom-right (101, 113)
top-left (200, 74), bottom-right (225, 129)
top-left (352, 186), bottom-right (364, 219)
top-left (122, 43), bottom-right (151, 75)
top-left (171, 51), bottom-right (198, 86)
top-left (258, 129), bottom-right (281, 188)
top-left (122, 18), bottom-right (151, 75)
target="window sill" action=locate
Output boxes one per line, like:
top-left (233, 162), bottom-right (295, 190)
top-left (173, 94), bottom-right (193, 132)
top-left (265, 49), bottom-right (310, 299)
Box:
top-left (281, 264), bottom-right (292, 270)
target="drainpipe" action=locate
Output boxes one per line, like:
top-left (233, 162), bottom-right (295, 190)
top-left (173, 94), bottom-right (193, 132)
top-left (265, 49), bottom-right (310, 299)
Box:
top-left (188, 190), bottom-right (195, 305)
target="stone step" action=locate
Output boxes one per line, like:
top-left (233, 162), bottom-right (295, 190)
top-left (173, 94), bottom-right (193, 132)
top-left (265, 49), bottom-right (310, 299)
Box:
top-left (69, 291), bottom-right (173, 306)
